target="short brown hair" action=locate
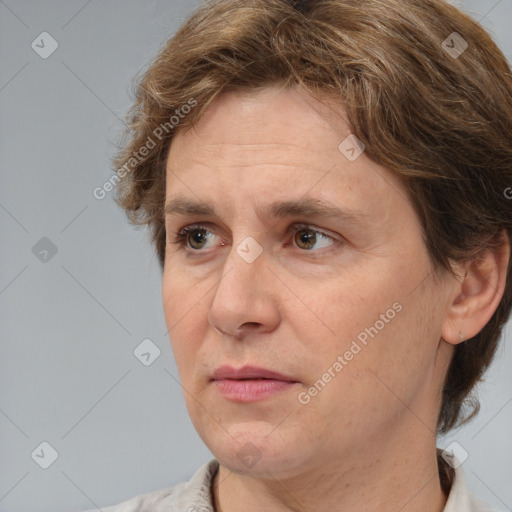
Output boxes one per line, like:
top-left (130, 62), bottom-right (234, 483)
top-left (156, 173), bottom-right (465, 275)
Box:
top-left (112, 0), bottom-right (512, 434)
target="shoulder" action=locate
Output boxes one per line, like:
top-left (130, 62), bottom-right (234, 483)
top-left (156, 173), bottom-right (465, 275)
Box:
top-left (84, 459), bottom-right (219, 512)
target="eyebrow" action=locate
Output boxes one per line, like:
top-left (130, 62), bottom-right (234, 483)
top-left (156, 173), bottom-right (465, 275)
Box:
top-left (164, 195), bottom-right (369, 225)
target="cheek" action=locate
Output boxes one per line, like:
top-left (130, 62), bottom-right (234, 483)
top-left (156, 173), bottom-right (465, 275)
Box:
top-left (298, 272), bottom-right (394, 348)
top-left (294, 260), bottom-right (433, 389)
top-left (162, 272), bottom-right (206, 373)
top-left (162, 266), bottom-right (202, 326)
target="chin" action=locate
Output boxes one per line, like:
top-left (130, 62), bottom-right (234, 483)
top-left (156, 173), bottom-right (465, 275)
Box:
top-left (205, 424), bottom-right (309, 478)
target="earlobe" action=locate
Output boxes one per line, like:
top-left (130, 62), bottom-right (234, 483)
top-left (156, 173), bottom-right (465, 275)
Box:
top-left (441, 231), bottom-right (510, 346)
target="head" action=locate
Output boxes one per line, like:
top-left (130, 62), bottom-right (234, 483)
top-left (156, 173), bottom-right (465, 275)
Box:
top-left (113, 0), bottom-right (512, 476)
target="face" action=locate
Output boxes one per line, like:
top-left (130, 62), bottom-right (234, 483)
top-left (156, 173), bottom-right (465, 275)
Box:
top-left (162, 85), bottom-right (454, 479)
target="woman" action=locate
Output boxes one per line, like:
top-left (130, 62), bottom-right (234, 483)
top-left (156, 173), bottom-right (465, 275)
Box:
top-left (97, 0), bottom-right (512, 510)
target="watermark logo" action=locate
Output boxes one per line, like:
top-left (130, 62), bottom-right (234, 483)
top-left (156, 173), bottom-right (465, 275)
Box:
top-left (31, 32), bottom-right (59, 59)
top-left (32, 237), bottom-right (58, 263)
top-left (134, 338), bottom-right (161, 367)
top-left (338, 134), bottom-right (365, 162)
top-left (441, 441), bottom-right (469, 469)
top-left (237, 441), bottom-right (262, 468)
top-left (31, 441), bottom-right (59, 469)
top-left (236, 236), bottom-right (263, 264)
top-left (442, 32), bottom-right (468, 59)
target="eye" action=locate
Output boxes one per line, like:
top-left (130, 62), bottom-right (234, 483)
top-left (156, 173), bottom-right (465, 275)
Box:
top-left (291, 224), bottom-right (337, 251)
top-left (168, 223), bottom-right (339, 253)
top-left (169, 224), bottom-right (220, 251)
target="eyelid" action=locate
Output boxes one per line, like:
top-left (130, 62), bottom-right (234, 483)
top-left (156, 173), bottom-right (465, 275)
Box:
top-left (288, 222), bottom-right (338, 240)
top-left (174, 221), bottom-right (337, 237)
top-left (170, 221), bottom-right (341, 252)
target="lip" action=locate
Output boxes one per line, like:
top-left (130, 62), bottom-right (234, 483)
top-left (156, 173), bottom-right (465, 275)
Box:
top-left (211, 365), bottom-right (297, 382)
top-left (211, 365), bottom-right (300, 403)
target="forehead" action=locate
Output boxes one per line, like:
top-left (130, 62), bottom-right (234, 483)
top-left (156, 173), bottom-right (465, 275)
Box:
top-left (170, 85), bottom-right (350, 159)
top-left (165, 85), bottom-right (410, 227)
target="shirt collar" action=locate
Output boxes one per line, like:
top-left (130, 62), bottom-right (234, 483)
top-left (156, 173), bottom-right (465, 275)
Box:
top-left (168, 451), bottom-right (491, 512)
top-left (437, 449), bottom-right (495, 512)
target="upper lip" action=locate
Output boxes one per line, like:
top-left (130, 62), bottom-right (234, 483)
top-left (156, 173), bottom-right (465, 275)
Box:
top-left (212, 365), bottom-right (298, 382)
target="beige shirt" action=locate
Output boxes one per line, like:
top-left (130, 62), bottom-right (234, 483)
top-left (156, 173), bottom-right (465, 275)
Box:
top-left (93, 453), bottom-right (500, 512)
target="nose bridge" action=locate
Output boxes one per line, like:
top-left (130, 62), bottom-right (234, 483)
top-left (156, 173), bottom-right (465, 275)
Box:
top-left (216, 234), bottom-right (266, 304)
top-left (207, 235), bottom-right (275, 336)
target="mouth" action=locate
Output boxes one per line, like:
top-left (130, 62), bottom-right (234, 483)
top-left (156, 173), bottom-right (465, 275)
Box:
top-left (211, 364), bottom-right (298, 381)
top-left (211, 365), bottom-right (300, 402)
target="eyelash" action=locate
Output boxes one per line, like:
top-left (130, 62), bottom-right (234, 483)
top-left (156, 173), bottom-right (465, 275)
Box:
top-left (168, 223), bottom-right (340, 253)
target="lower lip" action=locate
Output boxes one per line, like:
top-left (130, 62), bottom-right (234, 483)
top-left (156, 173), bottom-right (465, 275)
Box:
top-left (213, 379), bottom-right (298, 402)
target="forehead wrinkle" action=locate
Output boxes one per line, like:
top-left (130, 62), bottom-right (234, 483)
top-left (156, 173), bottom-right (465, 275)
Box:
top-left (199, 142), bottom-right (317, 160)
top-left (173, 141), bottom-right (336, 174)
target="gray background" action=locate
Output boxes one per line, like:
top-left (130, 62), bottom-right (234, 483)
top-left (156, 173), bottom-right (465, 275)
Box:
top-left (0, 1), bottom-right (510, 511)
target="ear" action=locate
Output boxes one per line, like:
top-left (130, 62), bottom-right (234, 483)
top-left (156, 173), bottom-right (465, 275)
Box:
top-left (441, 230), bottom-right (510, 345)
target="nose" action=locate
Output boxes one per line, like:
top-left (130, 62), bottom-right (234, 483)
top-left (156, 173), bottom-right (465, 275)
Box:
top-left (206, 242), bottom-right (280, 340)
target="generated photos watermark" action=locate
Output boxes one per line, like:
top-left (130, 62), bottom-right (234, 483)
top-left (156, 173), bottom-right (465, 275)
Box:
top-left (298, 301), bottom-right (403, 404)
top-left (93, 98), bottom-right (198, 200)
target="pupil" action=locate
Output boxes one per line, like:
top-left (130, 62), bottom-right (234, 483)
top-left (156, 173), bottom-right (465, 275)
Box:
top-left (298, 229), bottom-right (315, 249)
top-left (191, 230), bottom-right (206, 248)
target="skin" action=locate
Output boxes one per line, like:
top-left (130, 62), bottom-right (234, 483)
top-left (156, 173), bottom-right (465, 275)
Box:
top-left (161, 84), bottom-right (510, 512)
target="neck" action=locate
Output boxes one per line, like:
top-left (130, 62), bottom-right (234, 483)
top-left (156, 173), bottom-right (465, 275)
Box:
top-left (212, 431), bottom-right (448, 512)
